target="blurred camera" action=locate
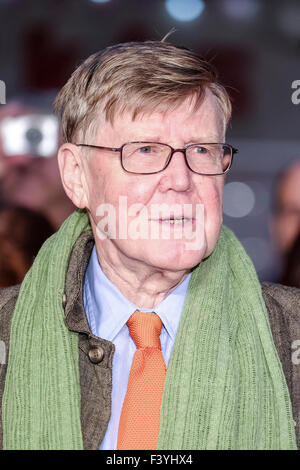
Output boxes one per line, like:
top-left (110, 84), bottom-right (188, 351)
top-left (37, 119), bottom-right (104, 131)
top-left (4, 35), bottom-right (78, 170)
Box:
top-left (0, 114), bottom-right (59, 157)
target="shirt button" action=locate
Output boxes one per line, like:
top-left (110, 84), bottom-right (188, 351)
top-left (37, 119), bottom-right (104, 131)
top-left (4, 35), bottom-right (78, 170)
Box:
top-left (62, 293), bottom-right (67, 309)
top-left (88, 346), bottom-right (104, 364)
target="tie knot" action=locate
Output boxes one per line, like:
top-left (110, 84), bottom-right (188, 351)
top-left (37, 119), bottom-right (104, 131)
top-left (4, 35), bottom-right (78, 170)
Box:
top-left (127, 311), bottom-right (163, 349)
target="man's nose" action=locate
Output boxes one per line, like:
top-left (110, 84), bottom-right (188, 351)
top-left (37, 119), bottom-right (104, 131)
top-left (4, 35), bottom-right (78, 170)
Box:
top-left (159, 150), bottom-right (192, 192)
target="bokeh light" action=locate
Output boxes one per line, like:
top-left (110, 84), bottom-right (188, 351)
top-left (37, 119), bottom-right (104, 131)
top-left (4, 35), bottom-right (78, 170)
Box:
top-left (221, 0), bottom-right (260, 20)
top-left (223, 182), bottom-right (255, 218)
top-left (278, 4), bottom-right (300, 38)
top-left (90, 0), bottom-right (110, 3)
top-left (165, 0), bottom-right (205, 22)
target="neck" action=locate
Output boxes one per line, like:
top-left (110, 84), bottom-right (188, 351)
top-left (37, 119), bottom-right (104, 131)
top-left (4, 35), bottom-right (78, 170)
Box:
top-left (94, 241), bottom-right (191, 309)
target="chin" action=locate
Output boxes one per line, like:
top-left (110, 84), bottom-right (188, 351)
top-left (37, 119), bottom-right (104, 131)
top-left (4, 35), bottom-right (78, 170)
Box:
top-left (142, 240), bottom-right (208, 272)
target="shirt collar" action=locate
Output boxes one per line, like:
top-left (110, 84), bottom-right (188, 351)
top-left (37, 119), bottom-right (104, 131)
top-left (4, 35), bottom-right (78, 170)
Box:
top-left (84, 245), bottom-right (191, 342)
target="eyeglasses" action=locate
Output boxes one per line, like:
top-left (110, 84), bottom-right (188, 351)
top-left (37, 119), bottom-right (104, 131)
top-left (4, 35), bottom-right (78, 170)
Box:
top-left (75, 142), bottom-right (238, 176)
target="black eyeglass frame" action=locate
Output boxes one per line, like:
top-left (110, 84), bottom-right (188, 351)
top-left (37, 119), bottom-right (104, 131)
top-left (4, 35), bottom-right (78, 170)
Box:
top-left (75, 142), bottom-right (239, 176)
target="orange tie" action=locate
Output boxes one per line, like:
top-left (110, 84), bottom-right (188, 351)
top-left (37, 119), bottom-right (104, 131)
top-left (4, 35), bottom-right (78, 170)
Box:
top-left (117, 311), bottom-right (166, 450)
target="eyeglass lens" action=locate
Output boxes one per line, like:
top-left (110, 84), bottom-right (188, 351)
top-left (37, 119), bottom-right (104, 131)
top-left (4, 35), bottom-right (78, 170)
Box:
top-left (121, 143), bottom-right (232, 174)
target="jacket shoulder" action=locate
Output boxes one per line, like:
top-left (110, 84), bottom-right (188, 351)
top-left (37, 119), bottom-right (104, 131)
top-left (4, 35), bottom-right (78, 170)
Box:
top-left (261, 281), bottom-right (300, 367)
top-left (262, 281), bottom-right (300, 448)
top-left (262, 281), bottom-right (300, 315)
top-left (261, 281), bottom-right (300, 356)
top-left (0, 284), bottom-right (20, 450)
top-left (0, 284), bottom-right (20, 309)
top-left (0, 283), bottom-right (20, 371)
top-left (0, 284), bottom-right (20, 336)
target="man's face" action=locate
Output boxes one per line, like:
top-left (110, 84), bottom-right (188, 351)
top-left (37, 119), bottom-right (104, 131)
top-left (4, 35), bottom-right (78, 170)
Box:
top-left (79, 90), bottom-right (226, 272)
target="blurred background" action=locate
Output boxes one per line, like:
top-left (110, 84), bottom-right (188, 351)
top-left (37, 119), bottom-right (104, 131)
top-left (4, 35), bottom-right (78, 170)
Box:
top-left (0, 0), bottom-right (299, 284)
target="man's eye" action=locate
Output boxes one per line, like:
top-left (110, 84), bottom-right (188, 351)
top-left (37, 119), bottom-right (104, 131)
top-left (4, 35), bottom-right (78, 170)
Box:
top-left (138, 146), bottom-right (152, 154)
top-left (193, 146), bottom-right (208, 154)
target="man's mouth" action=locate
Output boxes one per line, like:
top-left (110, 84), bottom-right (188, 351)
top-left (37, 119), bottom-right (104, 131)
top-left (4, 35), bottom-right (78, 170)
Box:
top-left (149, 215), bottom-right (196, 228)
top-left (159, 217), bottom-right (192, 225)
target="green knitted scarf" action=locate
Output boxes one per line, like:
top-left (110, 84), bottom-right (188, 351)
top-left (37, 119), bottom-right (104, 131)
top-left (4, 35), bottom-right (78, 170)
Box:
top-left (2, 209), bottom-right (297, 449)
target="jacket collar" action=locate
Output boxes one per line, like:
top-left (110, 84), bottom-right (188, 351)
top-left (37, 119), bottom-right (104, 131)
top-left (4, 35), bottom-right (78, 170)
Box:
top-left (64, 229), bottom-right (94, 335)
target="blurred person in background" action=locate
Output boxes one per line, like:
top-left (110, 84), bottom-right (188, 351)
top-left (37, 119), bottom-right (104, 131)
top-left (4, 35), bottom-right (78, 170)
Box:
top-left (0, 41), bottom-right (299, 451)
top-left (272, 160), bottom-right (300, 256)
top-left (0, 99), bottom-right (74, 230)
top-left (271, 160), bottom-right (300, 285)
top-left (280, 232), bottom-right (300, 288)
top-left (0, 205), bottom-right (54, 288)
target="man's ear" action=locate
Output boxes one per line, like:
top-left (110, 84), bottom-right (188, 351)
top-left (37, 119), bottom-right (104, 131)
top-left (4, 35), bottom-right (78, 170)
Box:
top-left (57, 143), bottom-right (88, 209)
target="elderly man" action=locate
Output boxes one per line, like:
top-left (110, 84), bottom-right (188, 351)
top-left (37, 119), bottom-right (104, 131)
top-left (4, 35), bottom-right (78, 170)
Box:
top-left (0, 41), bottom-right (300, 450)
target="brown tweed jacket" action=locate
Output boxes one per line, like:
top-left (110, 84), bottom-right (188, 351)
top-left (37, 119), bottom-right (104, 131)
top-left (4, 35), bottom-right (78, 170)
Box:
top-left (1, 230), bottom-right (300, 449)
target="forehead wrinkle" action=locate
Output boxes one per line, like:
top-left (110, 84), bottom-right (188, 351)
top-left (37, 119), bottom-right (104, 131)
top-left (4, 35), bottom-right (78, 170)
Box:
top-left (185, 135), bottom-right (224, 143)
top-left (93, 91), bottom-right (225, 146)
top-left (129, 89), bottom-right (226, 129)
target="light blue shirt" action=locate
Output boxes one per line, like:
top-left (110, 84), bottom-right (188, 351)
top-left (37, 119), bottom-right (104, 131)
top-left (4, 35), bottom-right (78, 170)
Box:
top-left (83, 245), bottom-right (192, 450)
